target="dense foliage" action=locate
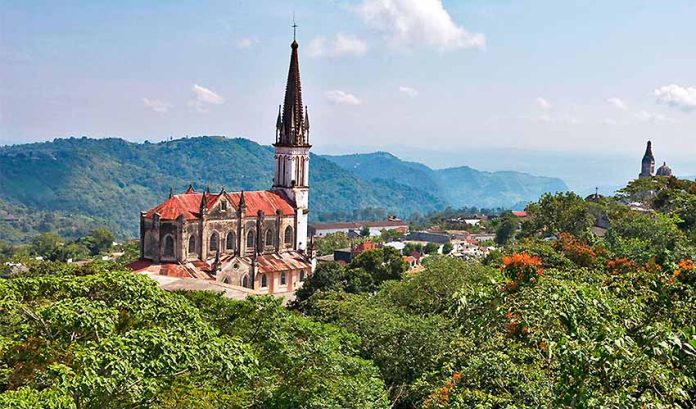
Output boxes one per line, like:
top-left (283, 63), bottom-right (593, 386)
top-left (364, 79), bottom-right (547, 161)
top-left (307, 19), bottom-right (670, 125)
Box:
top-left (0, 268), bottom-right (388, 408)
top-left (2, 176), bottom-right (695, 408)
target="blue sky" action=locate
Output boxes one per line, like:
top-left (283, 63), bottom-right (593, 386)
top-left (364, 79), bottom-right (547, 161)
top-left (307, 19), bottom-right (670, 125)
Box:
top-left (1, 0), bottom-right (695, 185)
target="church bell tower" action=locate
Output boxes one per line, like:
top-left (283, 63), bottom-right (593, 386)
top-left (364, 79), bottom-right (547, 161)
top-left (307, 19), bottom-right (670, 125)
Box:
top-left (273, 34), bottom-right (310, 251)
top-left (639, 140), bottom-right (655, 179)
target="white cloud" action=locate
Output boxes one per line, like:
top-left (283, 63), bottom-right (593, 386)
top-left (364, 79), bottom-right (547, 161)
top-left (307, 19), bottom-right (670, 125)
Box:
top-left (141, 97), bottom-right (172, 113)
top-left (606, 97), bottom-right (628, 111)
top-left (654, 84), bottom-right (696, 112)
top-left (355, 0), bottom-right (485, 51)
top-left (237, 37), bottom-right (259, 49)
top-left (535, 97), bottom-right (551, 109)
top-left (307, 33), bottom-right (368, 58)
top-left (325, 90), bottom-right (362, 106)
top-left (188, 84), bottom-right (225, 112)
top-left (634, 110), bottom-right (671, 124)
top-left (399, 86), bottom-right (418, 98)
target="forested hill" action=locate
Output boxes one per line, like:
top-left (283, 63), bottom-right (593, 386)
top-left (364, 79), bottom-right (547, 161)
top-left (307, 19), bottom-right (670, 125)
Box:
top-left (0, 137), bottom-right (566, 241)
top-left (324, 152), bottom-right (568, 209)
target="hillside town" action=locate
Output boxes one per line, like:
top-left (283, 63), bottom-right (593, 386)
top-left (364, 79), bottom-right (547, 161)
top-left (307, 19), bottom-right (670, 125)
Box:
top-left (2, 2), bottom-right (695, 408)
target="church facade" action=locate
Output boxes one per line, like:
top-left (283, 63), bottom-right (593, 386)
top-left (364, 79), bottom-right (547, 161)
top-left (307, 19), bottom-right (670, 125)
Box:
top-left (135, 37), bottom-right (313, 295)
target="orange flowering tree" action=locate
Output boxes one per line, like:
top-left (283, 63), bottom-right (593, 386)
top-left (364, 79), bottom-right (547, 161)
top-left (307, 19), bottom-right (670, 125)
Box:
top-left (553, 232), bottom-right (597, 267)
top-left (423, 372), bottom-right (463, 408)
top-left (673, 258), bottom-right (695, 284)
top-left (606, 257), bottom-right (639, 275)
top-left (501, 252), bottom-right (544, 286)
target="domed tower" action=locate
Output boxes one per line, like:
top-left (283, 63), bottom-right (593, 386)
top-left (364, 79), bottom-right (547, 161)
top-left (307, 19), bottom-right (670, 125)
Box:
top-left (639, 141), bottom-right (655, 179)
top-left (656, 162), bottom-right (672, 177)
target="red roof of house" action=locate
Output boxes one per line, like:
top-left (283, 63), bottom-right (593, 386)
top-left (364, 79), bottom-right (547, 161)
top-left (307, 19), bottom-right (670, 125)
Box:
top-left (353, 241), bottom-right (377, 254)
top-left (511, 211), bottom-right (528, 217)
top-left (144, 190), bottom-right (295, 221)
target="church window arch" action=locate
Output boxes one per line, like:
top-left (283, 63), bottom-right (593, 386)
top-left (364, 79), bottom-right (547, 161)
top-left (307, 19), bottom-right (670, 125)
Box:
top-left (246, 230), bottom-right (255, 249)
top-left (280, 272), bottom-right (287, 285)
top-left (284, 226), bottom-right (293, 247)
top-left (241, 274), bottom-right (249, 288)
top-left (188, 235), bottom-right (196, 254)
top-left (300, 269), bottom-right (306, 282)
top-left (265, 228), bottom-right (274, 247)
top-left (163, 235), bottom-right (175, 258)
top-left (209, 231), bottom-right (219, 252)
top-left (260, 273), bottom-right (268, 288)
top-left (226, 232), bottom-right (235, 251)
top-left (222, 276), bottom-right (230, 284)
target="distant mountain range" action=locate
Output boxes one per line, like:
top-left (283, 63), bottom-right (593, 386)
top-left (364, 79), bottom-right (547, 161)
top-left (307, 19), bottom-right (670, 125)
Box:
top-left (0, 136), bottom-right (567, 242)
top-left (324, 152), bottom-right (567, 210)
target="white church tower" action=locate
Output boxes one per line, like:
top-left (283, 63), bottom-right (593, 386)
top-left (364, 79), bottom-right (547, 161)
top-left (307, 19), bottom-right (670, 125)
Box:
top-left (272, 34), bottom-right (310, 251)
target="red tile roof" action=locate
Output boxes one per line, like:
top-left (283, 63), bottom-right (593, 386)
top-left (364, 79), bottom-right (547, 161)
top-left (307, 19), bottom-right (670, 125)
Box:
top-left (511, 211), bottom-right (528, 217)
top-left (145, 190), bottom-right (295, 221)
top-left (129, 251), bottom-right (310, 280)
top-left (127, 260), bottom-right (214, 279)
top-left (254, 251), bottom-right (312, 274)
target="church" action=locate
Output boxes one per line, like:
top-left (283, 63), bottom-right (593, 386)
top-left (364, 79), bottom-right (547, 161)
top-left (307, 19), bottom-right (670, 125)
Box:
top-left (133, 36), bottom-right (314, 295)
top-left (639, 140), bottom-right (673, 179)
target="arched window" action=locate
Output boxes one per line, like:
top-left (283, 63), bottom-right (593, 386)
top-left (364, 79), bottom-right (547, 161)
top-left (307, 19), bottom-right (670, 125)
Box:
top-left (226, 232), bottom-right (235, 251)
top-left (222, 276), bottom-right (230, 284)
top-left (260, 273), bottom-right (268, 288)
top-left (246, 230), bottom-right (255, 249)
top-left (299, 270), bottom-right (306, 282)
top-left (241, 275), bottom-right (249, 288)
top-left (280, 272), bottom-right (287, 285)
top-left (284, 226), bottom-right (293, 247)
top-left (265, 229), bottom-right (273, 247)
top-left (188, 235), bottom-right (196, 254)
top-left (209, 231), bottom-right (219, 252)
top-left (163, 235), bottom-right (175, 258)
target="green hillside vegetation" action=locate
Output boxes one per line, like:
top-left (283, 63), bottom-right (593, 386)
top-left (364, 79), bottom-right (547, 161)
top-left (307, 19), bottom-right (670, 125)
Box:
top-left (1, 176), bottom-right (695, 408)
top-left (0, 137), bottom-right (566, 243)
top-left (324, 152), bottom-right (568, 209)
top-left (0, 137), bottom-right (445, 242)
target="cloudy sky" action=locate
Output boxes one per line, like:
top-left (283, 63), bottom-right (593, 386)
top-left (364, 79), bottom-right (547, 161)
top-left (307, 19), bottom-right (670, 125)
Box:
top-left (1, 0), bottom-right (695, 182)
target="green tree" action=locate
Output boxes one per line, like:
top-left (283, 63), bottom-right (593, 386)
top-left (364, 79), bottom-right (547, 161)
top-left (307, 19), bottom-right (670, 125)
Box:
top-left (359, 226), bottom-right (371, 238)
top-left (423, 242), bottom-right (440, 254)
top-left (349, 247), bottom-right (407, 285)
top-left (315, 232), bottom-right (350, 256)
top-left (523, 192), bottom-right (594, 237)
top-left (30, 232), bottom-right (63, 260)
top-left (495, 212), bottom-right (518, 245)
top-left (442, 242), bottom-right (454, 254)
top-left (82, 227), bottom-right (115, 255)
top-left (402, 242), bottom-right (423, 256)
top-left (380, 229), bottom-right (404, 242)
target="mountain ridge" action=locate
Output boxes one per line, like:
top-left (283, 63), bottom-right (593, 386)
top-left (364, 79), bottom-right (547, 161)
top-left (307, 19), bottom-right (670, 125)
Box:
top-left (0, 136), bottom-right (567, 242)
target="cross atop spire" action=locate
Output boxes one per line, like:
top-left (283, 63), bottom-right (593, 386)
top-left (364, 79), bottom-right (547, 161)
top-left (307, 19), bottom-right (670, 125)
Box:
top-left (292, 12), bottom-right (298, 42)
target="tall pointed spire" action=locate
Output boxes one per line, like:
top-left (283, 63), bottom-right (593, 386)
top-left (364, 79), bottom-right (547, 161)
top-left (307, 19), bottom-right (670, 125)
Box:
top-left (639, 140), bottom-right (656, 179)
top-left (643, 140), bottom-right (654, 161)
top-left (276, 28), bottom-right (309, 147)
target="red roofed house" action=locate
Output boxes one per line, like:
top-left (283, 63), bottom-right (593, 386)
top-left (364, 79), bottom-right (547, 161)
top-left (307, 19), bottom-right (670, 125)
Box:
top-left (135, 36), bottom-right (313, 295)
